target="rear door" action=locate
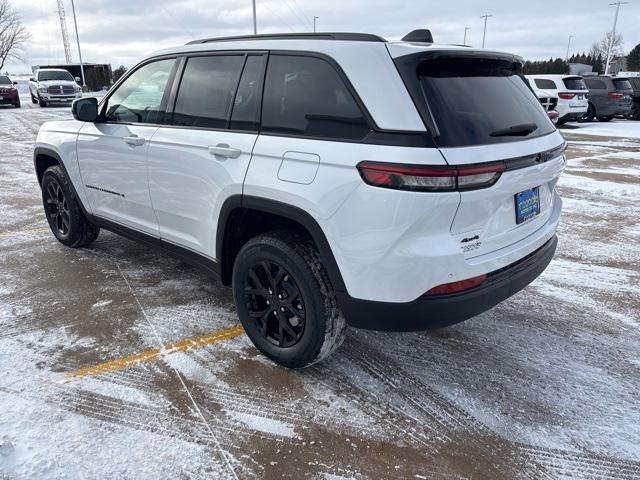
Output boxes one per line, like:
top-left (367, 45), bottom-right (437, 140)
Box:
top-left (77, 58), bottom-right (177, 235)
top-left (147, 52), bottom-right (266, 259)
top-left (395, 54), bottom-right (565, 258)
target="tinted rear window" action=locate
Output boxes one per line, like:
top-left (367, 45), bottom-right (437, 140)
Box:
top-left (584, 78), bottom-right (606, 89)
top-left (613, 79), bottom-right (632, 90)
top-left (261, 55), bottom-right (370, 140)
top-left (414, 57), bottom-right (554, 147)
top-left (0, 76), bottom-right (11, 85)
top-left (534, 79), bottom-right (556, 89)
top-left (563, 77), bottom-right (587, 90)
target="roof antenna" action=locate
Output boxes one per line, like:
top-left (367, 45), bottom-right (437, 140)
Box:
top-left (401, 29), bottom-right (434, 43)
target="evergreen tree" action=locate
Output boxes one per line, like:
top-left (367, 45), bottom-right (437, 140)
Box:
top-left (628, 43), bottom-right (640, 71)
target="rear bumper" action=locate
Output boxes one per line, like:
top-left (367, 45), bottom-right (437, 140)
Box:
top-left (339, 235), bottom-right (557, 331)
top-left (0, 92), bottom-right (18, 104)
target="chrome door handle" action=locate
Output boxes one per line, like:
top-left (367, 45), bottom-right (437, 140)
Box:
top-left (124, 135), bottom-right (145, 146)
top-left (208, 144), bottom-right (241, 159)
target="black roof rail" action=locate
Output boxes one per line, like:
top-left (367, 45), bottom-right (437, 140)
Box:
top-left (186, 32), bottom-right (387, 45)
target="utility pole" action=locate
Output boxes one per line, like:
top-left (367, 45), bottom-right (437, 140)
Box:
top-left (565, 35), bottom-right (575, 62)
top-left (480, 14), bottom-right (493, 48)
top-left (604, 1), bottom-right (628, 74)
top-left (463, 26), bottom-right (470, 46)
top-left (252, 0), bottom-right (257, 35)
top-left (55, 0), bottom-right (72, 64)
top-left (313, 16), bottom-right (319, 33)
top-left (70, 0), bottom-right (85, 89)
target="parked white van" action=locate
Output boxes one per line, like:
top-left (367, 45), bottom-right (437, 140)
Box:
top-left (526, 75), bottom-right (589, 124)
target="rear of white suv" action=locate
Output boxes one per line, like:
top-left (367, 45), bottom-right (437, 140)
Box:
top-left (34, 32), bottom-right (565, 367)
top-left (527, 74), bottom-right (588, 124)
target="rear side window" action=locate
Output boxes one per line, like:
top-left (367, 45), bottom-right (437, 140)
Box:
top-left (534, 79), bottom-right (556, 90)
top-left (584, 78), bottom-right (606, 90)
top-left (563, 77), bottom-right (587, 90)
top-left (261, 55), bottom-right (370, 140)
top-left (613, 79), bottom-right (632, 90)
top-left (173, 55), bottom-right (244, 128)
top-left (230, 55), bottom-right (265, 131)
top-left (407, 57), bottom-right (554, 147)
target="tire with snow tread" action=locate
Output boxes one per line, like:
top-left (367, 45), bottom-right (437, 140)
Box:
top-left (232, 230), bottom-right (347, 368)
top-left (41, 165), bottom-right (100, 248)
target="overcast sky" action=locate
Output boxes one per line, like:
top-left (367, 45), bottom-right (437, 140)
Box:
top-left (5, 0), bottom-right (640, 73)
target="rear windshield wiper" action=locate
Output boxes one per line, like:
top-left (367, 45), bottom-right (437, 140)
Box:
top-left (490, 123), bottom-right (538, 137)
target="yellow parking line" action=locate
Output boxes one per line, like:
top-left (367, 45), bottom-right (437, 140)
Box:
top-left (0, 227), bottom-right (50, 238)
top-left (66, 325), bottom-right (245, 381)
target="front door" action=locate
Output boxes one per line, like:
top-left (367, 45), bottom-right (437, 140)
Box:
top-left (77, 58), bottom-right (177, 236)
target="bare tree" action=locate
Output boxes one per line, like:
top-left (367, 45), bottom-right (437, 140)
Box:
top-left (596, 31), bottom-right (624, 60)
top-left (0, 0), bottom-right (29, 71)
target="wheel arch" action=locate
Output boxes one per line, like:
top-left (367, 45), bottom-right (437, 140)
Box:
top-left (217, 195), bottom-right (347, 294)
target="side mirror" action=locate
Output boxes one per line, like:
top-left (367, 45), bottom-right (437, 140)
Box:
top-left (12, 81), bottom-right (18, 85)
top-left (72, 97), bottom-right (99, 122)
top-left (29, 77), bottom-right (35, 82)
top-left (75, 77), bottom-right (82, 84)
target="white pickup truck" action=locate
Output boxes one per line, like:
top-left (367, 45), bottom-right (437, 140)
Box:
top-left (29, 69), bottom-right (83, 107)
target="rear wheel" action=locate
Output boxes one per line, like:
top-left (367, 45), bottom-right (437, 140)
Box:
top-left (232, 230), bottom-right (347, 368)
top-left (580, 104), bottom-right (596, 122)
top-left (556, 117), bottom-right (567, 126)
top-left (13, 98), bottom-right (21, 108)
top-left (41, 165), bottom-right (100, 248)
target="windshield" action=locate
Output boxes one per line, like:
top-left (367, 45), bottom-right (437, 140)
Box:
top-left (563, 77), bottom-right (587, 90)
top-left (404, 56), bottom-right (554, 147)
top-left (0, 76), bottom-right (11, 85)
top-left (613, 79), bottom-right (632, 91)
top-left (38, 70), bottom-right (74, 82)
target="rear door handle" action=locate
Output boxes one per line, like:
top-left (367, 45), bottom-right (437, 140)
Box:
top-left (124, 135), bottom-right (145, 147)
top-left (208, 143), bottom-right (242, 159)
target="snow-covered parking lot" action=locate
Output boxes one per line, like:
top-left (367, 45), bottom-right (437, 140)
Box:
top-left (1, 100), bottom-right (639, 479)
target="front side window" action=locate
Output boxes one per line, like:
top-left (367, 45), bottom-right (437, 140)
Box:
top-left (105, 59), bottom-right (175, 124)
top-left (584, 78), bottom-right (606, 90)
top-left (261, 55), bottom-right (370, 140)
top-left (172, 55), bottom-right (244, 129)
top-left (534, 79), bottom-right (556, 90)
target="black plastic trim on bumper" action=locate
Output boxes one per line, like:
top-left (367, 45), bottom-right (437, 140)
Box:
top-left (337, 235), bottom-right (558, 332)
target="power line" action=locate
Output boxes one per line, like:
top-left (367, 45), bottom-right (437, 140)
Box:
top-left (281, 0), bottom-right (314, 30)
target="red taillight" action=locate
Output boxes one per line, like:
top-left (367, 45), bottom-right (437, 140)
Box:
top-left (357, 161), bottom-right (505, 192)
top-left (558, 92), bottom-right (576, 100)
top-left (425, 274), bottom-right (488, 296)
top-left (608, 92), bottom-right (624, 99)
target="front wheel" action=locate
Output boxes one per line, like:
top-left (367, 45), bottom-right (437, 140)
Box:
top-left (232, 230), bottom-right (347, 368)
top-left (38, 96), bottom-right (47, 107)
top-left (41, 165), bottom-right (100, 248)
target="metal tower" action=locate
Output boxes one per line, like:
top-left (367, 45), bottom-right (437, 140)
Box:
top-left (56, 0), bottom-right (73, 64)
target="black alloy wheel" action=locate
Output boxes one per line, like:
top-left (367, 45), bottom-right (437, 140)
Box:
top-left (580, 103), bottom-right (596, 122)
top-left (244, 261), bottom-right (306, 348)
top-left (44, 179), bottom-right (71, 237)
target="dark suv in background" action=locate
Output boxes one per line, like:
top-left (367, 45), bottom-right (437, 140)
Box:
top-left (625, 77), bottom-right (640, 120)
top-left (0, 75), bottom-right (20, 108)
top-left (582, 76), bottom-right (633, 122)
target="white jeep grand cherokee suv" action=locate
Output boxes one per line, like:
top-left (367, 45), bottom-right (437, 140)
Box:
top-left (34, 31), bottom-right (565, 367)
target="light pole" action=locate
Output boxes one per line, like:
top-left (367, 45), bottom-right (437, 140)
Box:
top-left (70, 0), bottom-right (85, 89)
top-left (463, 26), bottom-right (470, 46)
top-left (565, 35), bottom-right (575, 62)
top-left (604, 1), bottom-right (628, 74)
top-left (480, 14), bottom-right (493, 48)
top-left (313, 16), bottom-right (319, 33)
top-left (252, 0), bottom-right (257, 35)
